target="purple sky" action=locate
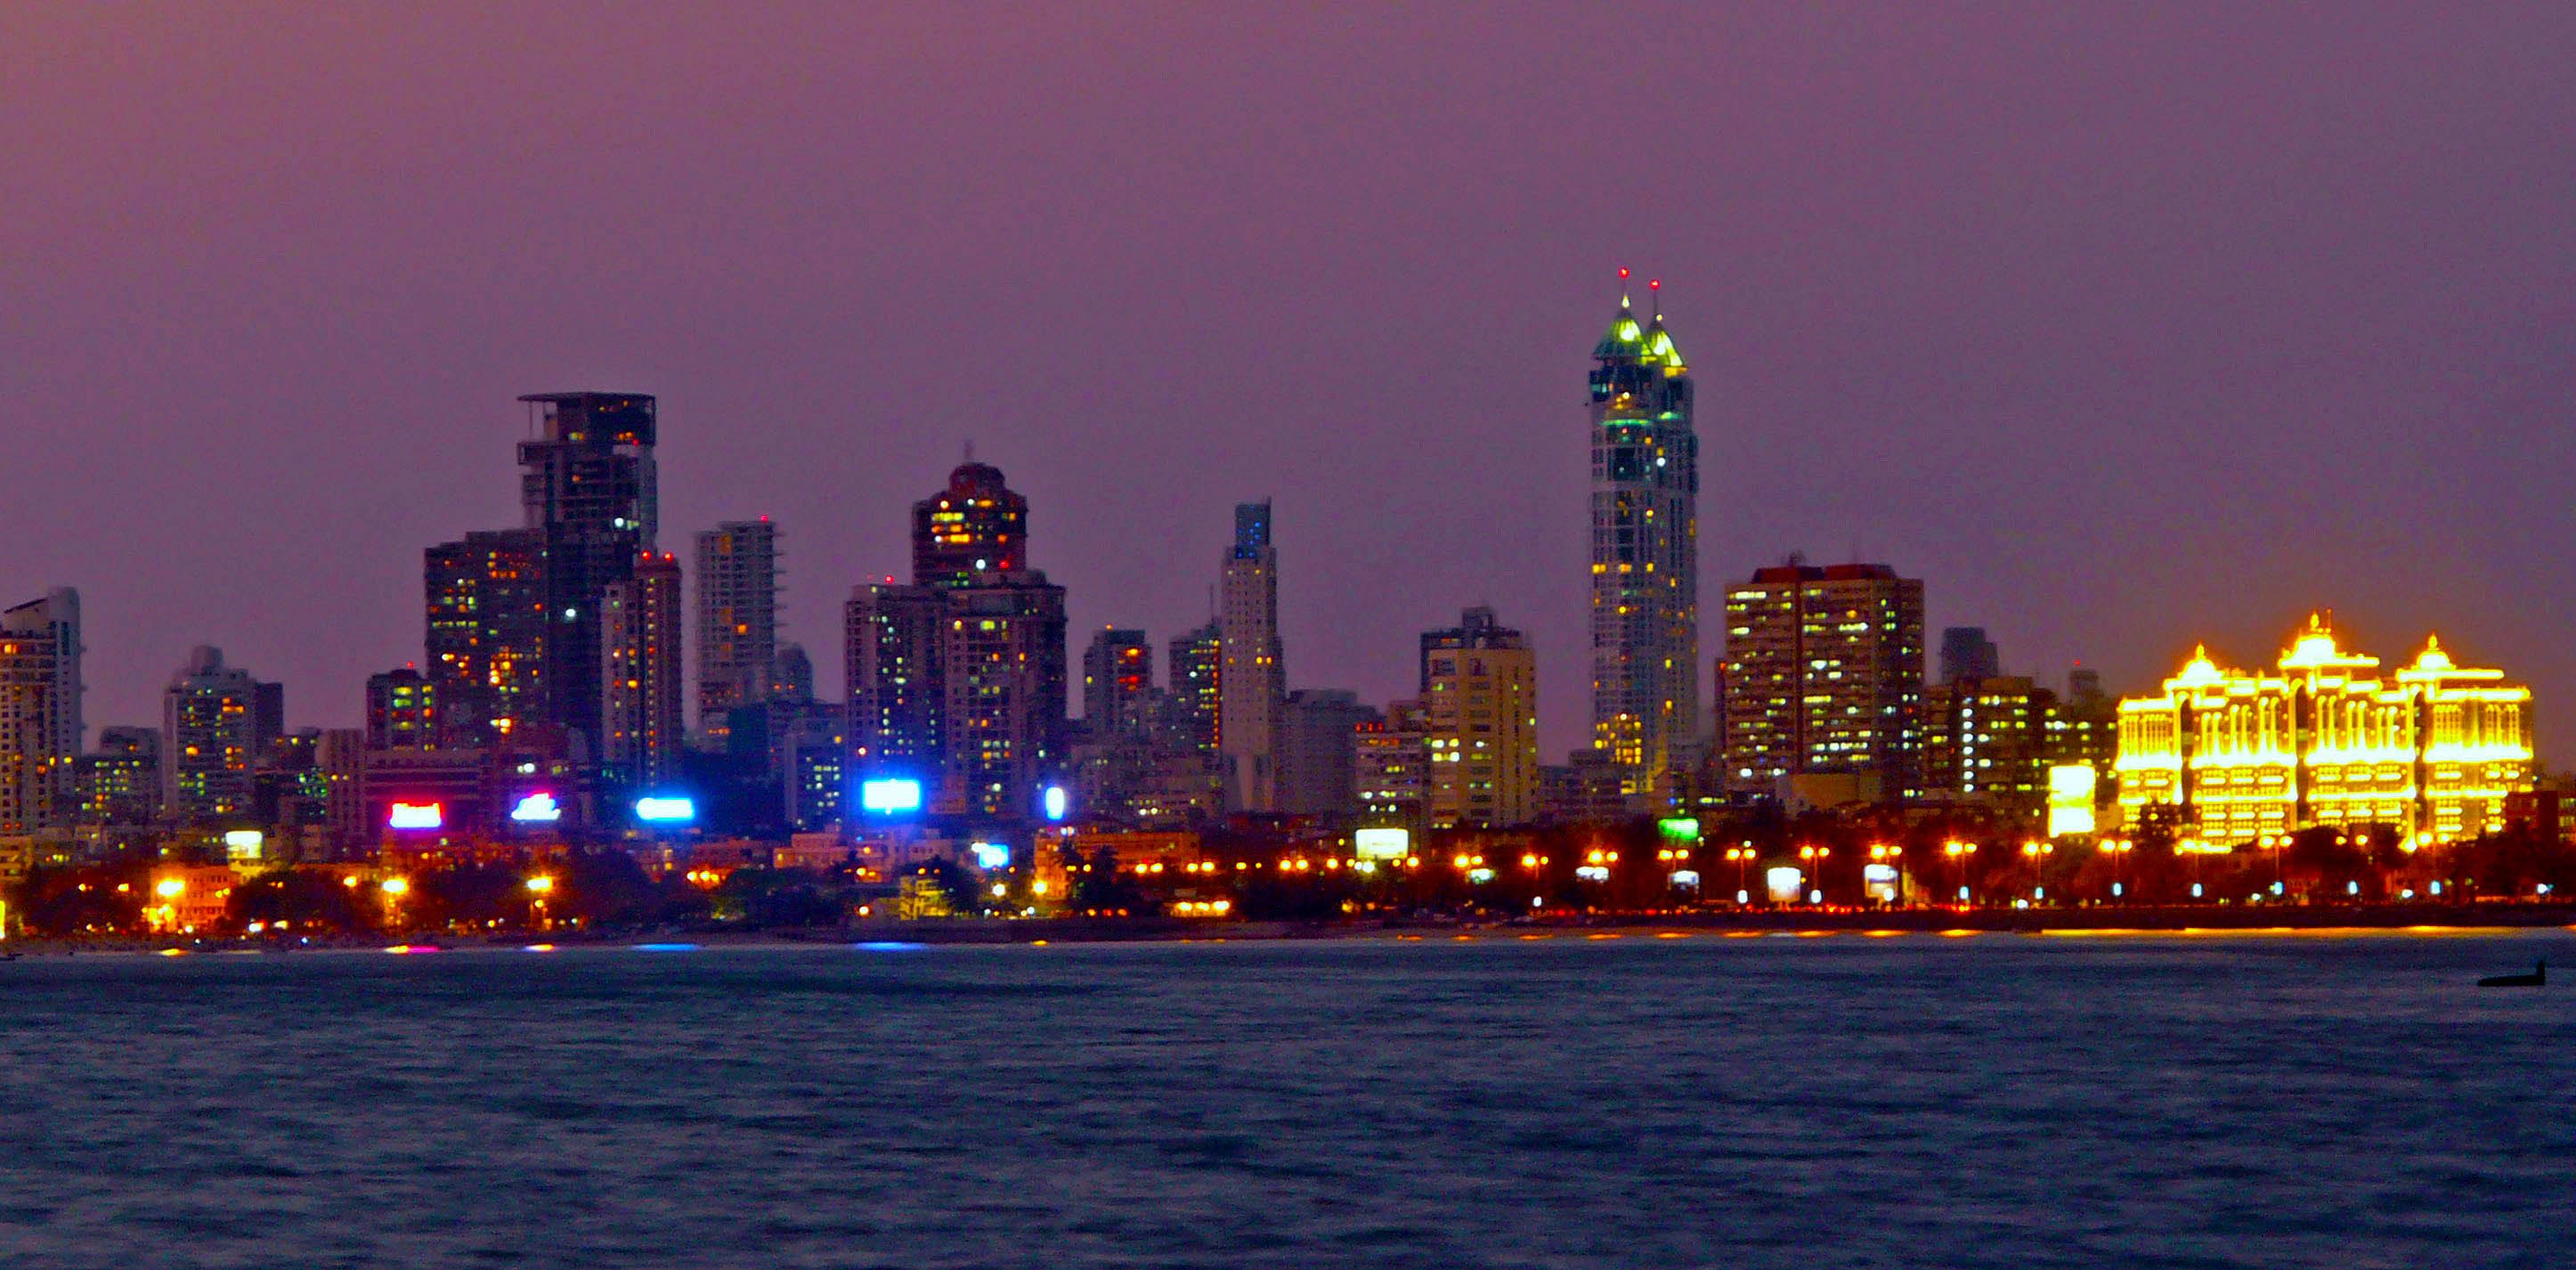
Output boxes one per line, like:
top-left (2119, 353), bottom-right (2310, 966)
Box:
top-left (6, 4), bottom-right (2574, 761)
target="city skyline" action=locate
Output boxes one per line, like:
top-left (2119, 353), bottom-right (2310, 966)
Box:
top-left (6, 7), bottom-right (2573, 761)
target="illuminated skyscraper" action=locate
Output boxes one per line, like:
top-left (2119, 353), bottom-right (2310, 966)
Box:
top-left (846, 582), bottom-right (947, 786)
top-left (1218, 501), bottom-right (1284, 810)
top-left (424, 527), bottom-right (549, 746)
top-left (602, 551), bottom-right (685, 788)
top-left (1587, 278), bottom-right (1698, 801)
top-left (695, 517), bottom-right (778, 740)
top-left (163, 646), bottom-right (268, 822)
top-left (1082, 627), bottom-right (1155, 738)
top-left (1721, 561), bottom-right (1925, 801)
top-left (516, 391), bottom-right (656, 755)
top-left (1922, 675), bottom-right (2054, 815)
top-left (1421, 607), bottom-right (1540, 827)
top-left (0, 588), bottom-right (81, 831)
top-left (2116, 616), bottom-right (2534, 848)
top-left (1166, 622), bottom-right (1221, 756)
top-left (913, 460), bottom-right (1026, 590)
top-left (75, 726), bottom-right (159, 826)
top-left (939, 572), bottom-right (1068, 819)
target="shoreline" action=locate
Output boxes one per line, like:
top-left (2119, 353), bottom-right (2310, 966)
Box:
top-left (10, 900), bottom-right (2571, 957)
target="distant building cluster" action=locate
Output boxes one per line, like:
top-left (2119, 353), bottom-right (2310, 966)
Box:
top-left (0, 282), bottom-right (2548, 916)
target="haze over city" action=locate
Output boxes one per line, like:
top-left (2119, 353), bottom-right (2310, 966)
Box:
top-left (6, 4), bottom-right (2573, 761)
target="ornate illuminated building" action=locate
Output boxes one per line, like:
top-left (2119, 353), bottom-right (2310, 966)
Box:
top-left (1587, 277), bottom-right (1698, 801)
top-left (2116, 615), bottom-right (2534, 848)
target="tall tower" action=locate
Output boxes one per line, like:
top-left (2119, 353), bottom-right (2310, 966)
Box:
top-left (1218, 501), bottom-right (1284, 811)
top-left (1082, 627), bottom-right (1155, 738)
top-left (516, 391), bottom-right (657, 756)
top-left (423, 527), bottom-right (549, 747)
top-left (695, 517), bottom-right (779, 739)
top-left (1421, 607), bottom-right (1540, 827)
top-left (602, 551), bottom-right (686, 789)
top-left (162, 646), bottom-right (266, 822)
top-left (1587, 276), bottom-right (1699, 802)
top-left (0, 588), bottom-right (81, 831)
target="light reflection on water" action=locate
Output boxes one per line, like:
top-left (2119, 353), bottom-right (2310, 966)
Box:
top-left (0, 932), bottom-right (2566, 1269)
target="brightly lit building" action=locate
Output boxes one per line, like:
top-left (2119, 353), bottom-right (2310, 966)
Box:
top-left (1421, 607), bottom-right (1539, 827)
top-left (1164, 622), bottom-right (1221, 757)
top-left (1720, 561), bottom-right (1926, 802)
top-left (2115, 615), bottom-right (2534, 849)
top-left (912, 459), bottom-right (1025, 590)
top-left (1587, 276), bottom-right (1699, 802)
top-left (1921, 675), bottom-right (2053, 817)
top-left (364, 666), bottom-right (440, 751)
top-left (423, 526), bottom-right (549, 747)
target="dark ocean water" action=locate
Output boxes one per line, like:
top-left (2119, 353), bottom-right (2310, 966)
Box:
top-left (1, 930), bottom-right (2570, 1270)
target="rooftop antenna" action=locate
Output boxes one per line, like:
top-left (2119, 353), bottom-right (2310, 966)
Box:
top-left (963, 439), bottom-right (975, 464)
top-left (1649, 277), bottom-right (1662, 322)
top-left (1617, 266), bottom-right (1631, 308)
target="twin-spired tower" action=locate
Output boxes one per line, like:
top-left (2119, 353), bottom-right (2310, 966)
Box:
top-left (1585, 276), bottom-right (1699, 799)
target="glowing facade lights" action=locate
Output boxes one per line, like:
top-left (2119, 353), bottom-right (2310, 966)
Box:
top-left (2116, 616), bottom-right (2532, 848)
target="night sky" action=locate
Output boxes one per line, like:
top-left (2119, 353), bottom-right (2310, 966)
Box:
top-left (7, 4), bottom-right (2573, 761)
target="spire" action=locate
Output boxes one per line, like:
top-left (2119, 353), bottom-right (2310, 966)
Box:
top-left (1641, 277), bottom-right (1685, 373)
top-left (1592, 268), bottom-right (1646, 361)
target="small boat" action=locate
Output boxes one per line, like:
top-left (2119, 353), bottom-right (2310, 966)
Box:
top-left (2478, 959), bottom-right (2546, 988)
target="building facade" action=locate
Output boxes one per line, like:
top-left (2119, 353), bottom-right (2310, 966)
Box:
top-left (0, 589), bottom-right (81, 831)
top-left (1938, 627), bottom-right (2001, 684)
top-left (1082, 627), bottom-right (1156, 739)
top-left (1218, 501), bottom-right (1284, 811)
top-left (1421, 607), bottom-right (1539, 827)
top-left (75, 726), bottom-right (160, 826)
top-left (365, 667), bottom-right (440, 751)
top-left (2116, 616), bottom-right (2534, 849)
top-left (1278, 688), bottom-right (1375, 821)
top-left (601, 551), bottom-right (685, 789)
top-left (1165, 622), bottom-right (1221, 757)
top-left (1720, 562), bottom-right (1926, 802)
top-left (695, 517), bottom-right (778, 740)
top-left (516, 391), bottom-right (657, 756)
top-left (1587, 282), bottom-right (1699, 801)
top-left (938, 572), bottom-right (1068, 820)
top-left (163, 646), bottom-right (267, 822)
top-left (424, 527), bottom-right (549, 747)
top-left (1922, 675), bottom-right (2055, 816)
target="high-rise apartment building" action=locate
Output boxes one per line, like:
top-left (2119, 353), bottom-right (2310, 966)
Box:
top-left (364, 667), bottom-right (439, 751)
top-left (1420, 607), bottom-right (1540, 827)
top-left (1922, 675), bottom-right (2055, 815)
top-left (913, 460), bottom-right (1025, 590)
top-left (75, 726), bottom-right (161, 826)
top-left (1355, 700), bottom-right (1429, 829)
top-left (424, 527), bottom-right (548, 746)
top-left (846, 582), bottom-right (948, 783)
top-left (2116, 616), bottom-right (2533, 848)
top-left (517, 392), bottom-right (656, 755)
top-left (1721, 562), bottom-right (1926, 801)
top-left (1082, 628), bottom-right (1156, 739)
top-left (1166, 622), bottom-right (1221, 756)
top-left (1938, 627), bottom-right (2001, 684)
top-left (1587, 281), bottom-right (1699, 800)
top-left (1218, 501), bottom-right (1284, 810)
top-left (695, 518), bottom-right (778, 739)
top-left (1278, 688), bottom-right (1375, 821)
top-left (602, 551), bottom-right (685, 789)
top-left (163, 646), bottom-right (268, 822)
top-left (0, 589), bottom-right (81, 831)
top-left (938, 573), bottom-right (1068, 820)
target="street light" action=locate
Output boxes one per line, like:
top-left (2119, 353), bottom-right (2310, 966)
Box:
top-left (379, 875), bottom-right (410, 933)
top-left (1944, 841), bottom-right (1977, 906)
top-left (2020, 841), bottom-right (2052, 903)
top-left (1798, 845), bottom-right (1832, 905)
top-left (1724, 847), bottom-right (1755, 906)
top-left (525, 874), bottom-right (555, 932)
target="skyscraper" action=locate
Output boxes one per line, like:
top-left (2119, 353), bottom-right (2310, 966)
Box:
top-left (516, 391), bottom-right (656, 755)
top-left (602, 551), bottom-right (685, 789)
top-left (1218, 501), bottom-right (1284, 811)
top-left (912, 460), bottom-right (1026, 590)
top-left (939, 572), bottom-right (1068, 819)
top-left (1922, 675), bottom-right (2055, 815)
top-left (1421, 607), bottom-right (1540, 827)
top-left (1720, 562), bottom-right (1926, 802)
top-left (163, 646), bottom-right (267, 822)
top-left (695, 517), bottom-right (778, 740)
top-left (1587, 278), bottom-right (1699, 801)
top-left (845, 582), bottom-right (947, 783)
top-left (424, 527), bottom-right (549, 747)
top-left (1938, 627), bottom-right (2002, 684)
top-left (0, 588), bottom-right (81, 831)
top-left (1165, 622), bottom-right (1221, 756)
top-left (1081, 627), bottom-right (1155, 738)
